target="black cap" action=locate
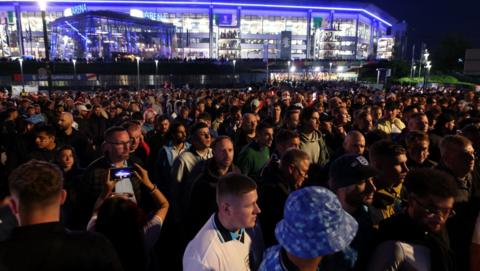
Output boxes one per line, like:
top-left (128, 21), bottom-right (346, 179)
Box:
top-left (329, 154), bottom-right (378, 190)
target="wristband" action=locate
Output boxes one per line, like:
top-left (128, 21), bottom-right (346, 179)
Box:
top-left (149, 184), bottom-right (157, 193)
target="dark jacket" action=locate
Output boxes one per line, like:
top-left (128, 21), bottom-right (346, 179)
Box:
top-left (185, 159), bottom-right (240, 239)
top-left (0, 222), bottom-right (123, 271)
top-left (258, 165), bottom-right (295, 246)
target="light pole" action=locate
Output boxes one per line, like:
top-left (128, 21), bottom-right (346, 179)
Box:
top-left (289, 65), bottom-right (296, 81)
top-left (154, 59), bottom-right (158, 91)
top-left (38, 0), bottom-right (52, 94)
top-left (329, 62), bottom-right (333, 73)
top-left (287, 60), bottom-right (291, 81)
top-left (376, 68), bottom-right (381, 84)
top-left (232, 59), bottom-right (236, 88)
top-left (136, 56), bottom-right (140, 90)
top-left (19, 58), bottom-right (25, 92)
top-left (412, 65), bottom-right (416, 79)
top-left (72, 59), bottom-right (77, 88)
top-left (423, 49), bottom-right (430, 87)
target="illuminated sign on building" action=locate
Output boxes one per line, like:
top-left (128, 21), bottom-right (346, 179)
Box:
top-left (215, 14), bottom-right (232, 26)
top-left (130, 9), bottom-right (164, 21)
top-left (64, 4), bottom-right (88, 17)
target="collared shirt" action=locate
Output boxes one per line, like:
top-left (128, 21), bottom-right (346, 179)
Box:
top-left (183, 214), bottom-right (252, 271)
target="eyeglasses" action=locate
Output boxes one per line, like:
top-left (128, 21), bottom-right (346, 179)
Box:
top-left (411, 197), bottom-right (455, 219)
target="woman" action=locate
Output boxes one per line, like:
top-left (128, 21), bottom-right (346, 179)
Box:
top-left (55, 145), bottom-right (85, 229)
top-left (89, 163), bottom-right (169, 271)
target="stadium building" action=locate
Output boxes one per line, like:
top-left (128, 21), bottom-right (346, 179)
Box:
top-left (0, 0), bottom-right (406, 61)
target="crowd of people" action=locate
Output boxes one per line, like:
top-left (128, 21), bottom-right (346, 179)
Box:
top-left (0, 81), bottom-right (479, 271)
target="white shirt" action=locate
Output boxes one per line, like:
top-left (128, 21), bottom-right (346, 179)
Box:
top-left (183, 214), bottom-right (252, 271)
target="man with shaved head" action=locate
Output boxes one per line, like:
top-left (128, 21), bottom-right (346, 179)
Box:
top-left (343, 130), bottom-right (366, 156)
top-left (57, 112), bottom-right (93, 167)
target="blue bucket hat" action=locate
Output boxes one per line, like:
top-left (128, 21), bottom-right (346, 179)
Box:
top-left (275, 186), bottom-right (358, 258)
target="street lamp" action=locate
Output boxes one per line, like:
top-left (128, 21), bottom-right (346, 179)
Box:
top-left (412, 65), bottom-right (416, 78)
top-left (136, 56), bottom-right (140, 90)
top-left (329, 62), bottom-right (333, 73)
top-left (72, 59), bottom-right (77, 87)
top-left (287, 60), bottom-right (291, 80)
top-left (18, 58), bottom-right (25, 92)
top-left (423, 49), bottom-right (430, 87)
top-left (232, 59), bottom-right (236, 87)
top-left (38, 0), bottom-right (52, 94)
top-left (154, 59), bottom-right (158, 91)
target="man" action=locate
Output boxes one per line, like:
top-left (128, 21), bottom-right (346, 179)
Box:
top-left (369, 140), bottom-right (409, 226)
top-left (236, 121), bottom-right (274, 180)
top-left (183, 173), bottom-right (261, 271)
top-left (154, 122), bottom-right (190, 198)
top-left (259, 148), bottom-right (310, 246)
top-left (234, 113), bottom-right (258, 155)
top-left (405, 131), bottom-right (437, 169)
top-left (436, 135), bottom-right (475, 203)
top-left (299, 107), bottom-right (330, 167)
top-left (146, 114), bottom-right (170, 173)
top-left (260, 129), bottom-right (301, 180)
top-left (376, 102), bottom-right (405, 135)
top-left (27, 124), bottom-right (59, 163)
top-left (122, 121), bottom-right (149, 166)
top-left (186, 136), bottom-right (240, 239)
top-left (57, 112), bottom-right (93, 167)
top-left (368, 168), bottom-right (457, 271)
top-left (170, 122), bottom-right (213, 221)
top-left (436, 135), bottom-right (477, 271)
top-left (78, 126), bottom-right (147, 229)
top-left (283, 106), bottom-right (301, 131)
top-left (328, 154), bottom-right (378, 270)
top-left (0, 160), bottom-right (122, 271)
top-left (259, 186), bottom-right (358, 271)
top-left (334, 130), bottom-right (366, 160)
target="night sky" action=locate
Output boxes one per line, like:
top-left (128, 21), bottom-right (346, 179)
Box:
top-left (358, 0), bottom-right (480, 49)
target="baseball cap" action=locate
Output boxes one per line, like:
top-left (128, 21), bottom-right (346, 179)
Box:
top-left (275, 186), bottom-right (358, 258)
top-left (329, 154), bottom-right (378, 191)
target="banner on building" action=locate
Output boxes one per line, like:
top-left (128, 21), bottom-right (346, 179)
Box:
top-left (280, 31), bottom-right (292, 60)
top-left (215, 14), bottom-right (232, 26)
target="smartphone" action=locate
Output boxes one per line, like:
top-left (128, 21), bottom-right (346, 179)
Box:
top-left (111, 167), bottom-right (133, 180)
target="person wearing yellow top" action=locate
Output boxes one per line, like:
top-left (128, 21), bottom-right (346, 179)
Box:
top-left (376, 102), bottom-right (405, 135)
top-left (369, 140), bottom-right (409, 226)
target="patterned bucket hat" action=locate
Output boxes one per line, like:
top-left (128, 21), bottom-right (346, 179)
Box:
top-left (275, 186), bottom-right (358, 258)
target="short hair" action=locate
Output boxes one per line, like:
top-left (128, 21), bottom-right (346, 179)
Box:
top-left (405, 168), bottom-right (457, 198)
top-left (439, 135), bottom-right (472, 158)
top-left (406, 131), bottom-right (430, 146)
top-left (211, 135), bottom-right (233, 150)
top-left (189, 122), bottom-right (209, 136)
top-left (156, 114), bottom-right (170, 124)
top-left (256, 121), bottom-right (274, 133)
top-left (281, 148), bottom-right (310, 167)
top-left (300, 107), bottom-right (317, 123)
top-left (104, 126), bottom-right (127, 142)
top-left (9, 160), bottom-right (63, 207)
top-left (121, 120), bottom-right (141, 131)
top-left (198, 112), bottom-right (212, 122)
top-left (410, 112), bottom-right (427, 121)
top-left (34, 124), bottom-right (56, 137)
top-left (276, 129), bottom-right (300, 145)
top-left (216, 173), bottom-right (257, 203)
top-left (369, 140), bottom-right (406, 163)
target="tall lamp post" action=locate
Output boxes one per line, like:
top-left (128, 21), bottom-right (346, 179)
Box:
top-left (136, 56), bottom-right (140, 90)
top-left (154, 59), bottom-right (158, 91)
top-left (38, 0), bottom-right (52, 94)
top-left (72, 58), bottom-right (77, 88)
top-left (287, 60), bottom-right (291, 81)
top-left (19, 58), bottom-right (25, 92)
top-left (232, 59), bottom-right (236, 88)
top-left (423, 49), bottom-right (430, 87)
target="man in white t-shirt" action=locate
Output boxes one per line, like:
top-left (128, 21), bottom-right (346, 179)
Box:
top-left (183, 173), bottom-right (261, 271)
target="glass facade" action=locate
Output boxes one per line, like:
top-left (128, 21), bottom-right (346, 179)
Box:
top-left (0, 1), bottom-right (397, 60)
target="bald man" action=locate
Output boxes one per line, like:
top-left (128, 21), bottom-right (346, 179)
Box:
top-left (57, 112), bottom-right (93, 167)
top-left (343, 130), bottom-right (366, 156)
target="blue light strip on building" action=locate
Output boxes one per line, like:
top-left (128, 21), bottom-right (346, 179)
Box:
top-left (7, 0), bottom-right (393, 26)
